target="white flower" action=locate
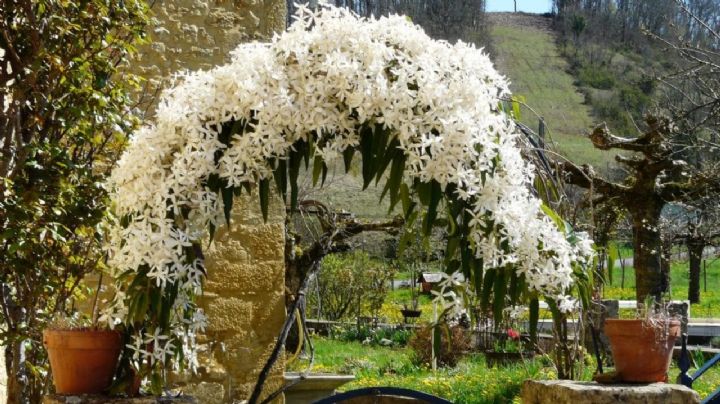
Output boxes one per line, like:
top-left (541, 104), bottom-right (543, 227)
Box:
top-left (104, 4), bottom-right (593, 373)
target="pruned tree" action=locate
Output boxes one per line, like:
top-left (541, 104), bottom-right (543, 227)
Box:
top-left (556, 115), bottom-right (720, 301)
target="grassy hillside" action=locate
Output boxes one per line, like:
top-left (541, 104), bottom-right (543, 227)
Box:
top-left (489, 13), bottom-right (615, 169)
top-left (299, 13), bottom-right (617, 221)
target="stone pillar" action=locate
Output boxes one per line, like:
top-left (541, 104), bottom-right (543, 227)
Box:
top-left (124, 2), bottom-right (289, 403)
top-left (132, 0), bottom-right (287, 116)
top-left (522, 380), bottom-right (700, 404)
top-left (174, 193), bottom-right (287, 403)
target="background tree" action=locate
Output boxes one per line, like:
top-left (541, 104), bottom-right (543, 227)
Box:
top-left (556, 116), bottom-right (720, 301)
top-left (288, 0), bottom-right (491, 46)
top-left (0, 1), bottom-right (148, 402)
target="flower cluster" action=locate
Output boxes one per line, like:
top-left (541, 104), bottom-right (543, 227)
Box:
top-left (104, 5), bottom-right (593, 372)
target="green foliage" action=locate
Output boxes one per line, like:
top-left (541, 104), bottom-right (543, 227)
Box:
top-left (408, 325), bottom-right (470, 368)
top-left (0, 0), bottom-right (149, 400)
top-left (308, 251), bottom-right (396, 321)
top-left (288, 337), bottom-right (556, 403)
top-left (577, 66), bottom-right (616, 90)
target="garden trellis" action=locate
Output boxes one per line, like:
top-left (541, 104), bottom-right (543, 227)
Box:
top-left (102, 5), bottom-right (594, 388)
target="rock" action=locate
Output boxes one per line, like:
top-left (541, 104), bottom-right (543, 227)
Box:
top-left (521, 380), bottom-right (700, 404)
top-left (43, 395), bottom-right (197, 404)
top-left (379, 338), bottom-right (393, 346)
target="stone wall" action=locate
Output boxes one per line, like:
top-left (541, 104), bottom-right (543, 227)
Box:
top-left (136, 0), bottom-right (286, 106)
top-left (175, 193), bottom-right (287, 403)
top-left (130, 1), bottom-right (288, 402)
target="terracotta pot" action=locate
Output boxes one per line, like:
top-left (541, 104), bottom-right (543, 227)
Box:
top-left (43, 329), bottom-right (122, 394)
top-left (604, 318), bottom-right (681, 382)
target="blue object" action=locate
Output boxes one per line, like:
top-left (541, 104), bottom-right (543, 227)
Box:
top-left (312, 386), bottom-right (454, 404)
top-left (678, 333), bottom-right (720, 404)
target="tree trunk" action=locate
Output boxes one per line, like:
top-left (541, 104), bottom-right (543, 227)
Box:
top-left (631, 202), bottom-right (668, 302)
top-left (5, 339), bottom-right (27, 404)
top-left (687, 238), bottom-right (704, 304)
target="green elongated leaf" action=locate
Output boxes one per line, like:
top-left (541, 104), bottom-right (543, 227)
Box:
top-left (289, 145), bottom-right (303, 212)
top-left (416, 180), bottom-right (432, 206)
top-left (459, 238), bottom-right (470, 276)
top-left (206, 173), bottom-right (222, 193)
top-left (150, 286), bottom-right (162, 319)
top-left (208, 222), bottom-right (216, 244)
top-left (273, 159), bottom-right (287, 202)
top-left (445, 236), bottom-right (460, 267)
top-left (493, 269), bottom-right (507, 327)
top-left (480, 268), bottom-right (496, 312)
top-left (422, 181), bottom-right (442, 236)
top-left (305, 136), bottom-right (313, 169)
top-left (382, 152), bottom-right (406, 212)
top-left (259, 178), bottom-right (270, 222)
top-left (373, 128), bottom-right (394, 185)
top-left (400, 183), bottom-right (411, 216)
top-left (343, 147), bottom-right (355, 173)
top-left (472, 258), bottom-right (484, 299)
top-left (321, 162), bottom-right (328, 186)
top-left (508, 269), bottom-right (524, 304)
top-left (222, 185), bottom-right (234, 226)
top-left (241, 181), bottom-right (252, 195)
top-left (546, 299), bottom-right (562, 328)
top-left (312, 156), bottom-right (324, 187)
top-left (432, 325), bottom-right (442, 364)
top-left (397, 226), bottom-right (415, 257)
top-left (360, 128), bottom-right (375, 189)
top-left (529, 297), bottom-right (539, 345)
top-left (541, 203), bottom-right (568, 233)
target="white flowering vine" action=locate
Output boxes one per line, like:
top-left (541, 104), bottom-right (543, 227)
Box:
top-left (103, 5), bottom-right (594, 388)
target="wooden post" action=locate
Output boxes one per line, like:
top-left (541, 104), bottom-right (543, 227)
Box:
top-left (620, 249), bottom-right (626, 289)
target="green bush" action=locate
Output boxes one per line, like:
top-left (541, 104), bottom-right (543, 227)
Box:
top-left (408, 325), bottom-right (470, 368)
top-left (578, 66), bottom-right (616, 89)
top-left (309, 251), bottom-right (396, 321)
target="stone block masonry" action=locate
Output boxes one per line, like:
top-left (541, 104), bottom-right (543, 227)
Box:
top-left (522, 380), bottom-right (700, 404)
top-left (127, 2), bottom-right (288, 402)
top-left (173, 193), bottom-right (287, 403)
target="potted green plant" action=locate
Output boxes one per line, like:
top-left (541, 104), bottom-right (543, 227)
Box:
top-left (604, 300), bottom-right (681, 382)
top-left (43, 275), bottom-right (123, 395)
top-left (485, 328), bottom-right (535, 367)
top-left (400, 263), bottom-right (423, 320)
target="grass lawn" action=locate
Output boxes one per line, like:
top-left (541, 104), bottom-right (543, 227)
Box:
top-left (288, 337), bottom-right (720, 403)
top-left (489, 17), bottom-right (615, 169)
top-left (287, 337), bottom-right (557, 403)
top-left (604, 258), bottom-right (720, 318)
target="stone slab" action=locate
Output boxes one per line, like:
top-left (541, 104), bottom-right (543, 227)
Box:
top-left (43, 395), bottom-right (196, 404)
top-left (521, 380), bottom-right (700, 404)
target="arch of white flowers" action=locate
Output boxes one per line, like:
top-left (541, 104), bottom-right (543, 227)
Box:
top-left (103, 5), bottom-right (593, 388)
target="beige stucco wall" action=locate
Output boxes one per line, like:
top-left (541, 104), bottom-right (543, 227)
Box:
top-left (131, 1), bottom-right (288, 402)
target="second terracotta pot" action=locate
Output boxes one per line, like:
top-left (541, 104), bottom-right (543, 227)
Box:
top-left (43, 329), bottom-right (122, 394)
top-left (604, 318), bottom-right (680, 383)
